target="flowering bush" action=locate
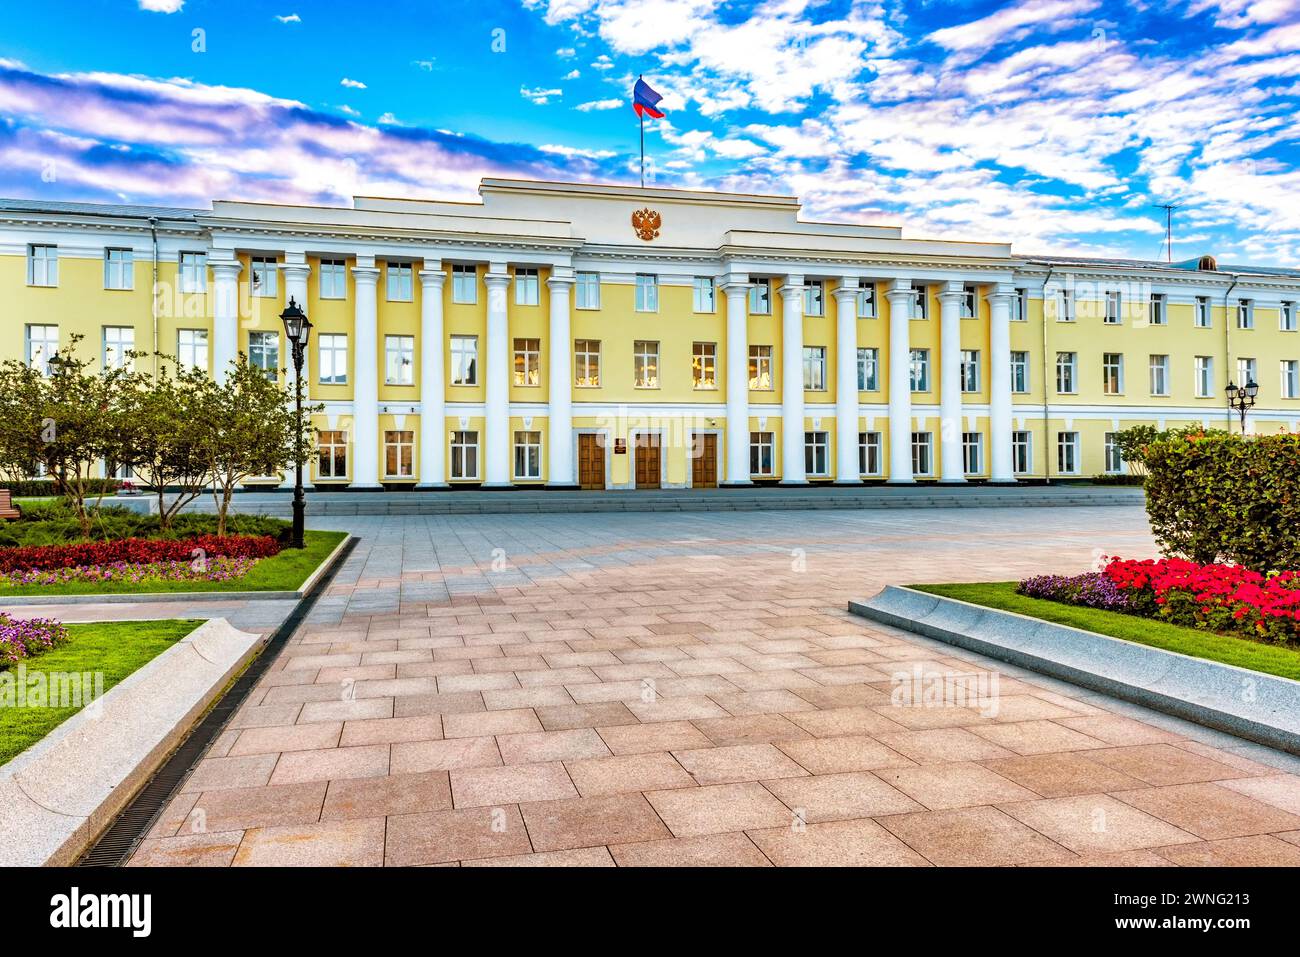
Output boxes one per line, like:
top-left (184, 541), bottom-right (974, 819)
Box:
top-left (1017, 572), bottom-right (1137, 613)
top-left (0, 534), bottom-right (280, 574)
top-left (0, 556), bottom-right (260, 588)
top-left (0, 613), bottom-right (69, 666)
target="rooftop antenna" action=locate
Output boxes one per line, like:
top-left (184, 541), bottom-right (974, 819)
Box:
top-left (1152, 201), bottom-right (1183, 263)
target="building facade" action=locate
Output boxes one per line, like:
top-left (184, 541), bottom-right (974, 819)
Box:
top-left (3, 178), bottom-right (1299, 490)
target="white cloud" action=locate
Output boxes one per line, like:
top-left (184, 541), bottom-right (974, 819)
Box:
top-left (138, 0), bottom-right (184, 12)
top-left (591, 54), bottom-right (614, 71)
top-left (340, 77), bottom-right (367, 89)
top-left (521, 85), bottom-right (563, 104)
top-left (556, 47), bottom-right (577, 58)
top-left (275, 13), bottom-right (301, 24)
top-left (540, 143), bottom-right (617, 159)
top-left (575, 97), bottom-right (622, 111)
top-left (563, 69), bottom-right (581, 80)
top-left (928, 0), bottom-right (1101, 53)
top-left (338, 104), bottom-right (360, 116)
top-left (413, 59), bottom-right (436, 71)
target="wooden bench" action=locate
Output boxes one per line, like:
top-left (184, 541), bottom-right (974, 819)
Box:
top-left (0, 490), bottom-right (21, 521)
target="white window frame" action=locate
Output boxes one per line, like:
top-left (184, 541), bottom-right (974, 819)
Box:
top-left (909, 348), bottom-right (930, 392)
top-left (749, 345), bottom-right (773, 391)
top-left (1237, 357), bottom-right (1258, 390)
top-left (1282, 360), bottom-right (1299, 400)
top-left (1056, 352), bottom-right (1077, 394)
top-left (911, 432), bottom-right (933, 476)
top-left (750, 431), bottom-right (775, 477)
top-left (857, 347), bottom-right (879, 391)
top-left (804, 431), bottom-right (830, 478)
top-left (1013, 288), bottom-right (1028, 322)
top-left (317, 429), bottom-right (349, 479)
top-left (386, 261), bottom-right (413, 302)
top-left (802, 346), bottom-right (827, 391)
top-left (1102, 352), bottom-right (1124, 395)
top-left (513, 430), bottom-right (543, 480)
top-left (1282, 301), bottom-right (1298, 332)
top-left (1057, 431), bottom-right (1080, 475)
top-left (249, 330), bottom-right (279, 381)
top-left (1011, 350), bottom-right (1029, 393)
top-left (452, 265), bottom-right (477, 305)
top-left (635, 273), bottom-right (659, 313)
top-left (749, 279), bottom-right (772, 316)
top-left (1237, 299), bottom-right (1254, 330)
top-left (318, 333), bottom-right (348, 385)
top-left (104, 248), bottom-right (134, 291)
top-left (634, 340), bottom-right (660, 388)
top-left (1148, 294), bottom-right (1167, 325)
top-left (1012, 431), bottom-right (1032, 475)
top-left (251, 256), bottom-right (278, 298)
top-left (384, 430), bottom-right (415, 479)
top-left (913, 286), bottom-right (929, 320)
top-left (802, 281), bottom-right (825, 317)
top-left (179, 251), bottom-right (207, 294)
top-left (962, 431), bottom-right (984, 475)
top-left (514, 337), bottom-right (541, 388)
top-left (451, 335), bottom-right (478, 386)
top-left (960, 349), bottom-right (980, 392)
top-left (960, 284), bottom-right (977, 319)
top-left (1195, 296), bottom-right (1211, 328)
top-left (1057, 289), bottom-right (1074, 322)
top-left (450, 430), bottom-right (479, 480)
top-left (692, 341), bottom-right (717, 390)
top-left (385, 334), bottom-right (415, 385)
top-left (514, 267), bottom-right (540, 306)
top-left (319, 258), bottom-right (347, 300)
top-left (574, 339), bottom-right (601, 387)
top-left (1149, 354), bottom-right (1170, 397)
top-left (693, 276), bottom-right (716, 313)
top-left (1104, 290), bottom-right (1121, 324)
top-left (25, 324), bottom-right (59, 374)
top-left (1104, 432), bottom-right (1124, 474)
top-left (177, 328), bottom-right (209, 371)
top-left (575, 271), bottom-right (600, 310)
top-left (856, 284), bottom-right (876, 319)
top-left (27, 244), bottom-right (58, 287)
top-left (858, 431), bottom-right (882, 476)
top-left (102, 326), bottom-right (135, 371)
top-left (1195, 356), bottom-right (1214, 398)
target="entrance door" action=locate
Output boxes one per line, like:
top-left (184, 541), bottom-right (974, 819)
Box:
top-left (691, 433), bottom-right (717, 488)
top-left (578, 433), bottom-right (605, 490)
top-left (635, 434), bottom-right (661, 489)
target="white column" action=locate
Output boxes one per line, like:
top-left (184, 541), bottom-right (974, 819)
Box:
top-left (483, 267), bottom-right (512, 487)
top-left (547, 269), bottom-right (576, 486)
top-left (779, 276), bottom-right (806, 484)
top-left (417, 262), bottom-right (447, 488)
top-left (937, 281), bottom-right (966, 483)
top-left (280, 258), bottom-right (311, 389)
top-left (885, 279), bottom-right (914, 483)
top-left (351, 258), bottom-right (381, 488)
top-left (210, 257), bottom-right (241, 383)
top-left (722, 277), bottom-right (751, 485)
top-left (987, 282), bottom-right (1016, 483)
top-left (833, 280), bottom-right (860, 483)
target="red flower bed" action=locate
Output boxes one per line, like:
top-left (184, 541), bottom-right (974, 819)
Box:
top-left (1102, 557), bottom-right (1300, 644)
top-left (0, 535), bottom-right (281, 573)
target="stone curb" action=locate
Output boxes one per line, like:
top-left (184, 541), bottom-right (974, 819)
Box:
top-left (0, 618), bottom-right (265, 866)
top-left (849, 585), bottom-right (1300, 756)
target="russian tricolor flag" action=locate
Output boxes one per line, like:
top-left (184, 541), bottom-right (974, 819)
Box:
top-left (632, 76), bottom-right (665, 119)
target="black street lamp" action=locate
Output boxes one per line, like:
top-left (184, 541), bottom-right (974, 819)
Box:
top-left (1226, 378), bottom-right (1258, 434)
top-left (279, 297), bottom-right (312, 549)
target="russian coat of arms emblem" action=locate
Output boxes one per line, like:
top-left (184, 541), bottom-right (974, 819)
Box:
top-left (631, 207), bottom-right (661, 241)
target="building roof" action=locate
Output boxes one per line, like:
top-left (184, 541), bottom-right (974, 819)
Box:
top-left (0, 198), bottom-right (204, 220)
top-left (1023, 253), bottom-right (1300, 280)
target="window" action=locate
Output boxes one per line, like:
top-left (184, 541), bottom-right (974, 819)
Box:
top-left (1057, 431), bottom-right (1080, 475)
top-left (803, 346), bottom-right (827, 391)
top-left (1237, 300), bottom-right (1254, 329)
top-left (859, 432), bottom-right (882, 476)
top-left (1011, 351), bottom-right (1029, 393)
top-left (177, 329), bottom-right (208, 371)
top-left (179, 252), bottom-right (207, 293)
top-left (748, 345), bottom-right (773, 390)
top-left (319, 259), bottom-right (346, 299)
top-left (635, 273), bottom-right (658, 312)
top-left (25, 324), bottom-right (58, 374)
top-left (1057, 289), bottom-right (1074, 322)
top-left (513, 267), bottom-right (540, 306)
top-left (386, 261), bottom-right (413, 301)
top-left (450, 431), bottom-right (478, 480)
top-left (103, 326), bottom-right (134, 371)
top-left (318, 334), bottom-right (348, 385)
top-left (576, 271), bottom-right (600, 310)
top-left (1283, 302), bottom-right (1297, 332)
top-left (857, 284), bottom-right (876, 318)
top-left (1104, 433), bottom-right (1123, 474)
top-left (1237, 357), bottom-right (1258, 389)
top-left (749, 279), bottom-right (772, 315)
top-left (251, 256), bottom-right (277, 298)
top-left (384, 430), bottom-right (414, 478)
top-left (514, 431), bottom-right (542, 479)
top-left (750, 432), bottom-right (774, 476)
top-left (913, 286), bottom-right (929, 320)
top-left (385, 335), bottom-right (415, 385)
top-left (909, 348), bottom-right (930, 392)
top-left (693, 276), bottom-right (716, 313)
top-left (1102, 352), bottom-right (1124, 395)
top-left (634, 340), bottom-right (659, 388)
top-left (249, 331), bottom-right (279, 381)
top-left (692, 342), bottom-right (717, 390)
top-left (962, 432), bottom-right (984, 475)
top-left (1195, 296), bottom-right (1211, 328)
top-left (1056, 352), bottom-right (1077, 393)
top-left (911, 432), bottom-right (933, 476)
top-left (1283, 360), bottom-right (1299, 399)
top-left (574, 339), bottom-right (601, 387)
top-left (452, 265), bottom-right (477, 304)
top-left (451, 336), bottom-right (478, 385)
top-left (104, 248), bottom-right (133, 290)
top-left (805, 431), bottom-right (829, 477)
top-left (1149, 354), bottom-right (1170, 396)
top-left (960, 284), bottom-right (977, 319)
top-left (27, 244), bottom-right (57, 286)
top-left (803, 281), bottom-right (825, 317)
top-left (1013, 288), bottom-right (1028, 322)
top-left (317, 430), bottom-right (348, 478)
top-left (1195, 356), bottom-right (1214, 398)
top-left (960, 349), bottom-right (981, 392)
top-left (857, 347), bottom-right (879, 391)
top-left (514, 338), bottom-right (540, 387)
top-left (1104, 291), bottom-right (1121, 324)
top-left (1149, 294), bottom-right (1167, 326)
top-left (1012, 431), bottom-right (1032, 475)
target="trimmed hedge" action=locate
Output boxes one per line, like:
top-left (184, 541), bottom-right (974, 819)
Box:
top-left (1140, 430), bottom-right (1300, 572)
top-left (0, 535), bottom-right (281, 573)
top-left (0, 479), bottom-right (120, 498)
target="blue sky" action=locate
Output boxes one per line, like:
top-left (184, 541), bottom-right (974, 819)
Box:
top-left (2, 0), bottom-right (1299, 263)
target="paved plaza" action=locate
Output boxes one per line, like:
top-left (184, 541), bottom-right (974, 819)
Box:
top-left (128, 505), bottom-right (1300, 866)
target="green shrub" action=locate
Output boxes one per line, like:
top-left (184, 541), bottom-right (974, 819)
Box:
top-left (1137, 430), bottom-right (1300, 572)
top-left (1, 479), bottom-right (120, 498)
top-left (0, 510), bottom-right (290, 548)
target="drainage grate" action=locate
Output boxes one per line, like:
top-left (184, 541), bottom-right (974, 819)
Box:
top-left (77, 536), bottom-right (358, 867)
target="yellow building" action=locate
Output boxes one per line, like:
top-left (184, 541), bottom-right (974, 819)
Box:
top-left (3, 180), bottom-right (1298, 489)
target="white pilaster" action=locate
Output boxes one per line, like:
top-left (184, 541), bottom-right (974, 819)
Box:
top-left (885, 279), bottom-right (915, 483)
top-left (547, 269), bottom-right (576, 486)
top-left (210, 257), bottom-right (241, 383)
top-left (987, 282), bottom-right (1016, 483)
top-left (280, 258), bottom-right (311, 389)
top-left (833, 280), bottom-right (861, 483)
top-left (937, 281), bottom-right (966, 483)
top-left (722, 277), bottom-right (751, 485)
top-left (351, 258), bottom-right (381, 488)
top-left (417, 262), bottom-right (448, 488)
top-left (483, 267), bottom-right (511, 486)
top-left (780, 276), bottom-right (807, 484)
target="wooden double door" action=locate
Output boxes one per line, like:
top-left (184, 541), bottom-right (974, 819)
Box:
top-left (691, 433), bottom-right (718, 488)
top-left (634, 433), bottom-right (661, 489)
top-left (578, 433), bottom-right (605, 490)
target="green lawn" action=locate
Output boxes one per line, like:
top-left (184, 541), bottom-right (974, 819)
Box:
top-left (909, 581), bottom-right (1300, 682)
top-left (0, 529), bottom-right (348, 597)
top-left (0, 619), bottom-right (201, 765)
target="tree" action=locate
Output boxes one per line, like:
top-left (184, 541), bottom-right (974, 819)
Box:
top-left (1112, 425), bottom-right (1160, 477)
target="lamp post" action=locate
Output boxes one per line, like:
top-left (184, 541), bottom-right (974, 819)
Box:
top-left (279, 297), bottom-right (312, 549)
top-left (1226, 379), bottom-right (1258, 434)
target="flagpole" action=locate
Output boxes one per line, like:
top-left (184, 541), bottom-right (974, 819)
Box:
top-left (639, 73), bottom-right (645, 188)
